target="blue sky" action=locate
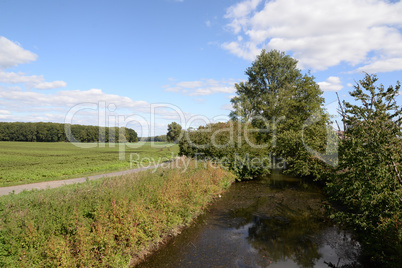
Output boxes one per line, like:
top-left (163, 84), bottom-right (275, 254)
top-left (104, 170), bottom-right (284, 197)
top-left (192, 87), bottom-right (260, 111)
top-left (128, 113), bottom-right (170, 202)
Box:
top-left (0, 0), bottom-right (401, 136)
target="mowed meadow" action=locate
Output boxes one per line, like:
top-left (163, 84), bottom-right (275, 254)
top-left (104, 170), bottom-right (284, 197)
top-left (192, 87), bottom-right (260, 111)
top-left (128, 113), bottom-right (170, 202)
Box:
top-left (0, 142), bottom-right (179, 187)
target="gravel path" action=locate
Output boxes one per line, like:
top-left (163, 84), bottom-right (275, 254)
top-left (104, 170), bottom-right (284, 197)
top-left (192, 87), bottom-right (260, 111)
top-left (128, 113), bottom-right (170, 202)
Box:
top-left (0, 158), bottom-right (182, 197)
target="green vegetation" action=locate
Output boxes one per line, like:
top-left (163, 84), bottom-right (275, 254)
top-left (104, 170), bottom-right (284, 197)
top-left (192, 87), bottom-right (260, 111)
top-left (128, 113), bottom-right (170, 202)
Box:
top-left (0, 160), bottom-right (236, 267)
top-left (1, 50), bottom-right (400, 266)
top-left (325, 74), bottom-right (402, 266)
top-left (180, 49), bottom-right (329, 179)
top-left (166, 122), bottom-right (182, 143)
top-left (0, 142), bottom-right (178, 187)
top-left (179, 50), bottom-right (401, 266)
top-left (230, 49), bottom-right (330, 178)
top-left (0, 122), bottom-right (137, 143)
top-left (139, 135), bottom-right (168, 142)
top-left (179, 121), bottom-right (272, 179)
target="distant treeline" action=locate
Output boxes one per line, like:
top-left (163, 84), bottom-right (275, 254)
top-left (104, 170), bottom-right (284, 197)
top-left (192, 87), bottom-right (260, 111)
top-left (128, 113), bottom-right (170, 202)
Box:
top-left (0, 122), bottom-right (138, 143)
top-left (139, 135), bottom-right (167, 142)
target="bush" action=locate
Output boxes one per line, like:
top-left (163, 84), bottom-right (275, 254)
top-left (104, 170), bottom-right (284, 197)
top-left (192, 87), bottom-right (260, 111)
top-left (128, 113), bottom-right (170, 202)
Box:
top-left (179, 121), bottom-right (272, 179)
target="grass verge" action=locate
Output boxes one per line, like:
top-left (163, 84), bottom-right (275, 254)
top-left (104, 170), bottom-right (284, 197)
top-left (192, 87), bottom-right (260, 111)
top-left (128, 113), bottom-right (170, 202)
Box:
top-left (0, 159), bottom-right (235, 267)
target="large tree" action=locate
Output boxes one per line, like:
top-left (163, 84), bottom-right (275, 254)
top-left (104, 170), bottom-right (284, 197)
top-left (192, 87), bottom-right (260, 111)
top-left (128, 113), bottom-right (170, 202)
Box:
top-left (166, 122), bottom-right (182, 143)
top-left (326, 73), bottom-right (402, 265)
top-left (230, 49), bottom-right (329, 177)
top-left (230, 49), bottom-right (302, 123)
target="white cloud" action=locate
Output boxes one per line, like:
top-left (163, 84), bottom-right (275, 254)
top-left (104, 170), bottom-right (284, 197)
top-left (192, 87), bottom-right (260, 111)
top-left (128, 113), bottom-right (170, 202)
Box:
top-left (222, 0), bottom-right (402, 72)
top-left (356, 57), bottom-right (402, 73)
top-left (0, 37), bottom-right (198, 136)
top-left (0, 36), bottom-right (38, 69)
top-left (205, 20), bottom-right (211, 27)
top-left (177, 81), bottom-right (203, 88)
top-left (221, 103), bottom-right (234, 111)
top-left (0, 86), bottom-right (149, 113)
top-left (0, 71), bottom-right (42, 84)
top-left (222, 41), bottom-right (260, 61)
top-left (225, 0), bottom-right (262, 18)
top-left (0, 86), bottom-right (201, 135)
top-left (0, 71), bottom-right (67, 89)
top-left (34, 81), bottom-right (67, 90)
top-left (318, 76), bottom-right (343, 92)
top-left (0, 37), bottom-right (66, 89)
top-left (225, 0), bottom-right (262, 33)
top-left (164, 78), bottom-right (238, 96)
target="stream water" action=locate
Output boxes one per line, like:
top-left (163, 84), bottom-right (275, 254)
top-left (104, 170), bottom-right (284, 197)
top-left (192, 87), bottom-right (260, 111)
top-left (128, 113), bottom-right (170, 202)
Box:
top-left (138, 172), bottom-right (362, 268)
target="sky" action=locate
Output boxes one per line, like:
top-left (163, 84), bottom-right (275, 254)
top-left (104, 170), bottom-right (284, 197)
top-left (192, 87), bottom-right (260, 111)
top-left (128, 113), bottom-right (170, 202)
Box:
top-left (0, 0), bottom-right (401, 136)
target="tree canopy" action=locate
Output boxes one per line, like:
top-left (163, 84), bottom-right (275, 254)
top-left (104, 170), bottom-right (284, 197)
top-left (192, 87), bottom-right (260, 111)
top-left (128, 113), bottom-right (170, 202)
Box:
top-left (0, 122), bottom-right (138, 143)
top-left (230, 49), bottom-right (329, 177)
top-left (177, 52), bottom-right (401, 266)
top-left (166, 122), bottom-right (182, 143)
top-left (230, 49), bottom-right (302, 123)
top-left (179, 50), bottom-right (330, 178)
top-left (325, 73), bottom-right (401, 265)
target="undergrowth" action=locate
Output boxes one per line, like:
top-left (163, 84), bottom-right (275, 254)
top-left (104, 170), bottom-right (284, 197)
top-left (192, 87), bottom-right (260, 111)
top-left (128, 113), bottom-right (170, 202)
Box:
top-left (0, 159), bottom-right (235, 267)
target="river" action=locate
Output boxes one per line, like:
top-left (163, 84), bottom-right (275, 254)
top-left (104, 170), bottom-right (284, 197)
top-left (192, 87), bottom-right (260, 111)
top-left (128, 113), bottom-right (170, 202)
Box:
top-left (138, 171), bottom-right (362, 268)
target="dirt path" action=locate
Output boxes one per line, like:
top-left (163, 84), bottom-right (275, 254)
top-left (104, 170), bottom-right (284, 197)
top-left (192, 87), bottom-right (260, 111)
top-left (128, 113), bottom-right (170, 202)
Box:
top-left (0, 158), bottom-right (182, 197)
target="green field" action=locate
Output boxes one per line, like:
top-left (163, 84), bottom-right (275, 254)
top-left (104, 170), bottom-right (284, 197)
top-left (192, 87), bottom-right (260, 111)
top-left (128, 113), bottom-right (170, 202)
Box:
top-left (0, 142), bottom-right (179, 187)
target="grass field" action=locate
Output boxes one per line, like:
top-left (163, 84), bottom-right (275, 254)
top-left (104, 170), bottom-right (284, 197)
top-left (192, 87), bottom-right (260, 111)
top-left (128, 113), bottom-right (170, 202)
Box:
top-left (0, 160), bottom-right (235, 267)
top-left (0, 142), bottom-right (179, 187)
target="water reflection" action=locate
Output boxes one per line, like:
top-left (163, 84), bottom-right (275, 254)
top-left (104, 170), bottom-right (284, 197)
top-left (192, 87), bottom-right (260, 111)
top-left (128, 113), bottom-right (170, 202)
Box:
top-left (138, 173), bottom-right (362, 268)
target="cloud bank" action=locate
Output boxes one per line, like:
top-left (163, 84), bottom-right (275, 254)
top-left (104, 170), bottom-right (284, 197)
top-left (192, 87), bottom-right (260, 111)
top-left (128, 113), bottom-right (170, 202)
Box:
top-left (0, 36), bottom-right (38, 69)
top-left (164, 78), bottom-right (238, 96)
top-left (0, 36), bottom-right (67, 89)
top-left (222, 0), bottom-right (402, 72)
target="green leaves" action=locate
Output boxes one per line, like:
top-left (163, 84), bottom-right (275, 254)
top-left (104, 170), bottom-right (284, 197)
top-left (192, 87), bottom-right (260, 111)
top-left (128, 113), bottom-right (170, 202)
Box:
top-left (0, 122), bottom-right (138, 143)
top-left (231, 49), bottom-right (329, 178)
top-left (179, 121), bottom-right (272, 179)
top-left (166, 122), bottom-right (183, 143)
top-left (326, 73), bottom-right (402, 266)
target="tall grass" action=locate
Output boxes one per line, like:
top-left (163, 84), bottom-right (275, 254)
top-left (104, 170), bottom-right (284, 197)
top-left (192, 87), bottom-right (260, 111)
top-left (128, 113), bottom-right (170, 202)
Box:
top-left (0, 160), bottom-right (235, 267)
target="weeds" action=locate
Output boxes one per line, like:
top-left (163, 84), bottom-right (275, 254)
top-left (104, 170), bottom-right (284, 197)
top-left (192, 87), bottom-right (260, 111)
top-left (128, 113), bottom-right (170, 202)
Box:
top-left (0, 160), bottom-right (235, 267)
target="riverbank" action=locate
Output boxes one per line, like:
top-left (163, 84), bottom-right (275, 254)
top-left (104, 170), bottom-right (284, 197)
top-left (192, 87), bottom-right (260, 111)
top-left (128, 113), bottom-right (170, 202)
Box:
top-left (0, 160), bottom-right (236, 267)
top-left (138, 171), bottom-right (363, 267)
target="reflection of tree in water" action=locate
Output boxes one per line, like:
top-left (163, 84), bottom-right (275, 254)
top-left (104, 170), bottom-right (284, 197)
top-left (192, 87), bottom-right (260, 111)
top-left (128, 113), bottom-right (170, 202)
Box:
top-left (248, 214), bottom-right (323, 267)
top-left (229, 196), bottom-right (326, 268)
top-left (228, 191), bottom-right (361, 268)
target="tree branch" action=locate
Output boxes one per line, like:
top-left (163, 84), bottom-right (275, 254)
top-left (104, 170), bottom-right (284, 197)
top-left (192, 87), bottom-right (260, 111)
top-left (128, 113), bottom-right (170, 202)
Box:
top-left (336, 92), bottom-right (347, 132)
top-left (390, 155), bottom-right (402, 186)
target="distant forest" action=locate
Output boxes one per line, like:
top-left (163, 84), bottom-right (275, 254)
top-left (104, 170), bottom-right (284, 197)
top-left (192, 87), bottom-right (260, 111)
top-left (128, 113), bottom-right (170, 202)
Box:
top-left (0, 122), bottom-right (138, 143)
top-left (139, 135), bottom-right (167, 142)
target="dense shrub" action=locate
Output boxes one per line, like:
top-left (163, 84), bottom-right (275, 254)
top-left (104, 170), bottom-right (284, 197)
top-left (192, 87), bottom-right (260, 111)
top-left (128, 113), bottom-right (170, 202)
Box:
top-left (179, 121), bottom-right (273, 179)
